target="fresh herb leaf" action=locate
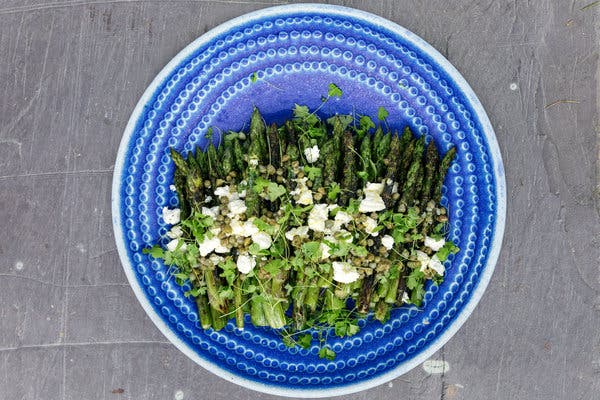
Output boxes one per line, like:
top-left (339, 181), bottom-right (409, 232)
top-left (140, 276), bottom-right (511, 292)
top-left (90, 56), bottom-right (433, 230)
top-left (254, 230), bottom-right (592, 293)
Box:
top-left (327, 183), bottom-right (341, 201)
top-left (436, 241), bottom-right (459, 262)
top-left (267, 182), bottom-right (286, 201)
top-left (143, 245), bottom-right (164, 259)
top-left (297, 333), bottom-right (313, 349)
top-left (304, 166), bottom-right (322, 181)
top-left (377, 106), bottom-right (389, 121)
top-left (327, 83), bottom-right (343, 98)
top-left (318, 346), bottom-right (336, 361)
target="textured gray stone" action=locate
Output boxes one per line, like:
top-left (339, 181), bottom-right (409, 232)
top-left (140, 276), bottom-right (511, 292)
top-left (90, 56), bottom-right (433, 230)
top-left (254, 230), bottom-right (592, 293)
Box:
top-left (0, 1), bottom-right (598, 399)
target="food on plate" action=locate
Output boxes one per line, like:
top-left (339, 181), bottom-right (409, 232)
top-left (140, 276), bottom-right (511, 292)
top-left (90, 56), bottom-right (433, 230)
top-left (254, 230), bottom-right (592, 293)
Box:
top-left (144, 86), bottom-right (458, 357)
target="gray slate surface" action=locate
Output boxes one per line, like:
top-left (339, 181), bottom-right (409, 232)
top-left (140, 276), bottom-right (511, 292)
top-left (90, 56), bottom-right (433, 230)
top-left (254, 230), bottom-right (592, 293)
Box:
top-left (0, 1), bottom-right (598, 399)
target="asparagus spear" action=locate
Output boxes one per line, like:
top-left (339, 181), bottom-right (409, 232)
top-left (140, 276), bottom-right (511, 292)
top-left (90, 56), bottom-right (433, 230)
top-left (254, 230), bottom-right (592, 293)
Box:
top-left (433, 147), bottom-right (457, 203)
top-left (421, 140), bottom-right (440, 205)
top-left (204, 268), bottom-right (228, 314)
top-left (267, 123), bottom-right (281, 169)
top-left (250, 107), bottom-right (268, 164)
top-left (375, 130), bottom-right (392, 176)
top-left (185, 154), bottom-right (205, 210)
top-left (173, 168), bottom-right (190, 219)
top-left (397, 129), bottom-right (416, 189)
top-left (195, 292), bottom-right (213, 330)
top-left (381, 132), bottom-right (402, 207)
top-left (358, 133), bottom-right (377, 187)
top-left (231, 139), bottom-right (245, 176)
top-left (339, 131), bottom-right (358, 205)
top-left (400, 136), bottom-right (425, 206)
top-left (233, 279), bottom-right (245, 329)
top-left (357, 273), bottom-right (376, 314)
top-left (373, 299), bottom-right (390, 322)
top-left (210, 305), bottom-right (228, 331)
top-left (250, 295), bottom-right (268, 327)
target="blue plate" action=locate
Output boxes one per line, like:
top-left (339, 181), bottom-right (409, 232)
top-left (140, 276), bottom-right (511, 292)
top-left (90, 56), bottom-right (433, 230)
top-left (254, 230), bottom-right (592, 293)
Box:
top-left (112, 4), bottom-right (506, 397)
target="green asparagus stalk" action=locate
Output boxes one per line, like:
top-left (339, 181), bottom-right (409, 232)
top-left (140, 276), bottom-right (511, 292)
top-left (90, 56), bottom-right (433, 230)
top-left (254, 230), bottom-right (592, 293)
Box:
top-left (357, 273), bottom-right (376, 314)
top-left (250, 295), bottom-right (268, 327)
top-left (250, 107), bottom-right (268, 164)
top-left (195, 292), bottom-right (213, 330)
top-left (210, 305), bottom-right (228, 331)
top-left (397, 129), bottom-right (416, 188)
top-left (375, 130), bottom-right (392, 176)
top-left (359, 133), bottom-right (377, 184)
top-left (384, 264), bottom-right (401, 304)
top-left (421, 140), bottom-right (439, 205)
top-left (400, 136), bottom-right (425, 206)
top-left (231, 136), bottom-right (246, 174)
top-left (340, 131), bottom-right (358, 205)
top-left (267, 123), bottom-right (281, 169)
top-left (233, 280), bottom-right (245, 329)
top-left (433, 147), bottom-right (457, 202)
top-left (204, 268), bottom-right (228, 314)
top-left (373, 300), bottom-right (390, 322)
top-left (381, 132), bottom-right (402, 207)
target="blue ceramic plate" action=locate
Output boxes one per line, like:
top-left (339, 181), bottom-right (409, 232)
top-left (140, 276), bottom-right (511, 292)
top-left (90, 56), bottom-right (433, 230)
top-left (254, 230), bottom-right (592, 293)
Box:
top-left (112, 4), bottom-right (505, 397)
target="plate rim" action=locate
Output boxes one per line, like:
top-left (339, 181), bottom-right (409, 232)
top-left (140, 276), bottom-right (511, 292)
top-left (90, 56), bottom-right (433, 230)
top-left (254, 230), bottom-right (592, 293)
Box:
top-left (111, 3), bottom-right (506, 397)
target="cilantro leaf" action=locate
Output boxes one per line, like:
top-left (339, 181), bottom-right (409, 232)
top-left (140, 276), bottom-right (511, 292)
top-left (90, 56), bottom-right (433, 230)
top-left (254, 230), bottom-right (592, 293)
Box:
top-left (304, 166), bottom-right (322, 181)
top-left (436, 241), bottom-right (459, 262)
top-left (359, 115), bottom-right (376, 131)
top-left (318, 346), bottom-right (336, 361)
top-left (301, 241), bottom-right (322, 261)
top-left (377, 106), bottom-right (389, 121)
top-left (327, 83), bottom-right (343, 98)
top-left (267, 182), bottom-right (286, 201)
top-left (251, 72), bottom-right (258, 82)
top-left (143, 245), bottom-right (164, 259)
top-left (327, 183), bottom-right (341, 201)
top-left (263, 259), bottom-right (284, 275)
top-left (297, 333), bottom-right (312, 349)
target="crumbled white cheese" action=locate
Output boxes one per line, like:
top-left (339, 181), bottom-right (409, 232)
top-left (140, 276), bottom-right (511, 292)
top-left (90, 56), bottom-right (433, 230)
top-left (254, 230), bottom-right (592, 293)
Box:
top-left (285, 226), bottom-right (309, 241)
top-left (358, 182), bottom-right (386, 213)
top-left (416, 250), bottom-right (445, 276)
top-left (401, 291), bottom-right (410, 303)
top-left (237, 254), bottom-right (256, 274)
top-left (230, 218), bottom-right (259, 237)
top-left (167, 225), bottom-right (183, 239)
top-left (201, 206), bottom-right (219, 219)
top-left (308, 204), bottom-right (329, 232)
top-left (166, 239), bottom-right (186, 252)
top-left (290, 177), bottom-right (313, 205)
top-left (198, 236), bottom-right (227, 257)
top-left (334, 210), bottom-right (352, 227)
top-left (169, 184), bottom-right (177, 192)
top-left (204, 195), bottom-right (213, 203)
top-left (214, 186), bottom-right (231, 198)
top-left (363, 216), bottom-right (379, 236)
top-left (424, 236), bottom-right (446, 252)
top-left (391, 181), bottom-right (399, 194)
top-left (304, 145), bottom-right (320, 163)
top-left (162, 207), bottom-right (181, 224)
top-left (228, 199), bottom-right (247, 216)
top-left (381, 235), bottom-right (394, 250)
top-left (252, 231), bottom-right (272, 250)
top-left (428, 255), bottom-right (445, 275)
top-left (320, 242), bottom-right (331, 260)
top-left (209, 254), bottom-right (224, 265)
top-left (249, 157), bottom-right (259, 167)
top-left (332, 261), bottom-right (360, 284)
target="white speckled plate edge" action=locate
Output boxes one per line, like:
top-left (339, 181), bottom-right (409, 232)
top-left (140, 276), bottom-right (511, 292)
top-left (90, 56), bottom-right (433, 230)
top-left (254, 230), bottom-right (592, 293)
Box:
top-left (111, 4), bottom-right (506, 398)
